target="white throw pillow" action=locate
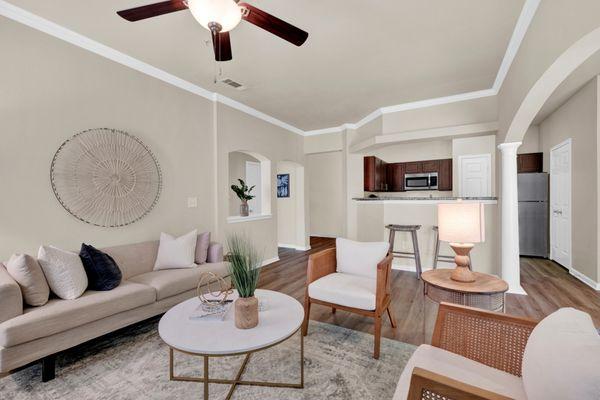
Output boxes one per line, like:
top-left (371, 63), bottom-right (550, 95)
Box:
top-left (335, 238), bottom-right (389, 279)
top-left (522, 307), bottom-right (600, 400)
top-left (37, 246), bottom-right (88, 300)
top-left (154, 229), bottom-right (198, 270)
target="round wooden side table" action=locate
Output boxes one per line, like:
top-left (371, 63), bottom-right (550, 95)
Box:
top-left (422, 269), bottom-right (509, 312)
top-left (421, 269), bottom-right (509, 343)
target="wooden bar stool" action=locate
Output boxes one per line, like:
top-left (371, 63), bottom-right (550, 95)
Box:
top-left (385, 224), bottom-right (422, 279)
top-left (432, 225), bottom-right (470, 270)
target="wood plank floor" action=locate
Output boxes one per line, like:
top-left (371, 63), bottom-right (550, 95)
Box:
top-left (258, 237), bottom-right (600, 346)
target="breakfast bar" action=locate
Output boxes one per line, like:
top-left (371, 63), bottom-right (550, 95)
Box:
top-left (353, 197), bottom-right (499, 276)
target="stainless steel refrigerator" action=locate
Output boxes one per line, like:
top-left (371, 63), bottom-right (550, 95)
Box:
top-left (518, 173), bottom-right (549, 257)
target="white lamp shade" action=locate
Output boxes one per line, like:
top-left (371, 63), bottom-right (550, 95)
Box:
top-left (437, 202), bottom-right (485, 244)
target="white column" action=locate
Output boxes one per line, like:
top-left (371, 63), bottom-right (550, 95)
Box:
top-left (498, 142), bottom-right (527, 295)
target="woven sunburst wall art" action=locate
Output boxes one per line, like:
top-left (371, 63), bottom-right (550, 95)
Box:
top-left (50, 128), bottom-right (162, 227)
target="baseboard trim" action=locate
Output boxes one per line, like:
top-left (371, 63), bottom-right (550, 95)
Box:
top-left (507, 285), bottom-right (527, 295)
top-left (261, 257), bottom-right (280, 267)
top-left (309, 233), bottom-right (339, 239)
top-left (569, 267), bottom-right (600, 291)
top-left (278, 243), bottom-right (311, 251)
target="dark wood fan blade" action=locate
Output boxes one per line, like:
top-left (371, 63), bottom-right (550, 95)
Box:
top-left (239, 3), bottom-right (308, 46)
top-left (117, 1), bottom-right (188, 22)
top-left (211, 31), bottom-right (233, 61)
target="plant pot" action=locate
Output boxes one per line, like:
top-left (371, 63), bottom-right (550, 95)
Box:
top-left (240, 201), bottom-right (249, 217)
top-left (234, 296), bottom-right (258, 329)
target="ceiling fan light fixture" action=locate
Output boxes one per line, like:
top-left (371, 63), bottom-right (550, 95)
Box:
top-left (186, 0), bottom-right (242, 32)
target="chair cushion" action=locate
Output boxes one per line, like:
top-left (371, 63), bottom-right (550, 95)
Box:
top-left (129, 262), bottom-right (230, 301)
top-left (335, 238), bottom-right (389, 279)
top-left (79, 244), bottom-right (123, 291)
top-left (393, 344), bottom-right (527, 400)
top-left (308, 272), bottom-right (376, 310)
top-left (522, 308), bottom-right (600, 400)
top-left (0, 281), bottom-right (156, 347)
top-left (6, 254), bottom-right (49, 306)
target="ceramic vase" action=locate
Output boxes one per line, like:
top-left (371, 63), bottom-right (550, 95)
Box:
top-left (235, 296), bottom-right (258, 329)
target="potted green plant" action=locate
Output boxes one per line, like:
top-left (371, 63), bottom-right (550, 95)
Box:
top-left (230, 179), bottom-right (255, 217)
top-left (227, 234), bottom-right (261, 329)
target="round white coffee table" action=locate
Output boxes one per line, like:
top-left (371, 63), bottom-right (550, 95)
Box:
top-left (159, 289), bottom-right (304, 400)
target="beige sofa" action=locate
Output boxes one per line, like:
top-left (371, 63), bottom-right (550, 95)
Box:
top-left (0, 238), bottom-right (230, 381)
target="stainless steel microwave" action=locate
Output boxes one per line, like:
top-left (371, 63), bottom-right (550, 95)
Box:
top-left (404, 172), bottom-right (438, 191)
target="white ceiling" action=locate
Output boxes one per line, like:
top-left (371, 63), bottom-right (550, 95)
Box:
top-left (7, 0), bottom-right (525, 131)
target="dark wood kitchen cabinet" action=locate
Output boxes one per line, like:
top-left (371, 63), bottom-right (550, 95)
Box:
top-left (517, 152), bottom-right (543, 173)
top-left (364, 156), bottom-right (453, 192)
top-left (438, 159), bottom-right (453, 191)
top-left (422, 160), bottom-right (440, 173)
top-left (405, 162), bottom-right (422, 174)
top-left (386, 163), bottom-right (405, 192)
top-left (364, 156), bottom-right (388, 191)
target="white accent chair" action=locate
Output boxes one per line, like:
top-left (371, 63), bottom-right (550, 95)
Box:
top-left (394, 303), bottom-right (600, 400)
top-left (302, 238), bottom-right (395, 359)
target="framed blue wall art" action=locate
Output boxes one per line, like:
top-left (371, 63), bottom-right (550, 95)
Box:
top-left (277, 174), bottom-right (290, 198)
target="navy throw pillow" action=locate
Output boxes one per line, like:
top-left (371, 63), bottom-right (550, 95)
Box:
top-left (79, 243), bottom-right (122, 291)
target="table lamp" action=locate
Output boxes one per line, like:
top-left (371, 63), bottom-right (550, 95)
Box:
top-left (437, 202), bottom-right (485, 282)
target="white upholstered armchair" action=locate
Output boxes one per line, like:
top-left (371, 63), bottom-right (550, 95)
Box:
top-left (302, 238), bottom-right (396, 359)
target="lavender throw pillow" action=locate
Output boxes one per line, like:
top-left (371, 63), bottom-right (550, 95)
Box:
top-left (195, 232), bottom-right (211, 264)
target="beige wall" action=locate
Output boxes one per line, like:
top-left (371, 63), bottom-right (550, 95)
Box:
top-left (382, 96), bottom-right (498, 134)
top-left (0, 18), bottom-right (304, 264)
top-left (518, 126), bottom-right (541, 154)
top-left (306, 152), bottom-right (344, 238)
top-left (539, 77), bottom-right (599, 282)
top-left (0, 19), bottom-right (215, 260)
top-left (452, 135), bottom-right (497, 196)
top-left (371, 140), bottom-right (452, 163)
top-left (216, 103), bottom-right (305, 261)
top-left (304, 132), bottom-right (344, 154)
top-left (276, 162), bottom-right (307, 248)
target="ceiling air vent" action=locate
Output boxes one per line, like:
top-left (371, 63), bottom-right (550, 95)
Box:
top-left (219, 78), bottom-right (246, 90)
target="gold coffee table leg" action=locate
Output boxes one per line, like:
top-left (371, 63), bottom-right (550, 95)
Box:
top-left (224, 353), bottom-right (251, 400)
top-left (169, 330), bottom-right (304, 399)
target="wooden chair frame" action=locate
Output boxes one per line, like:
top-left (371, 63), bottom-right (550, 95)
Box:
top-left (301, 247), bottom-right (396, 359)
top-left (406, 303), bottom-right (539, 400)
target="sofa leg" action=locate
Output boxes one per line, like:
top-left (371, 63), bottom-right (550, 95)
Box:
top-left (331, 307), bottom-right (336, 314)
top-left (373, 315), bottom-right (382, 360)
top-left (42, 355), bottom-right (56, 382)
top-left (302, 296), bottom-right (311, 336)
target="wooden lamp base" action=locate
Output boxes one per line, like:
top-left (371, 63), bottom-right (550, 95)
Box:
top-left (449, 243), bottom-right (475, 283)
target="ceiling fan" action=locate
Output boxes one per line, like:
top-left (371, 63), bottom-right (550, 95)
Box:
top-left (117, 0), bottom-right (309, 61)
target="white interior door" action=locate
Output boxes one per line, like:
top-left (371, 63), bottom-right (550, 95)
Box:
top-left (245, 161), bottom-right (261, 215)
top-left (550, 139), bottom-right (572, 268)
top-left (459, 154), bottom-right (492, 197)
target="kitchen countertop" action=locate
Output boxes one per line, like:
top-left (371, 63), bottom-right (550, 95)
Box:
top-left (354, 196), bottom-right (497, 201)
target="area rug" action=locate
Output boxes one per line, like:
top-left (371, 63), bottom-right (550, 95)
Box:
top-left (0, 319), bottom-right (415, 400)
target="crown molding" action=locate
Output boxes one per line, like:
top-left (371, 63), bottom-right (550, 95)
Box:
top-left (0, 0), bottom-right (304, 136)
top-left (493, 0), bottom-right (541, 91)
top-left (304, 0), bottom-right (540, 137)
top-left (1, 0), bottom-right (540, 138)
